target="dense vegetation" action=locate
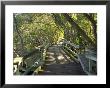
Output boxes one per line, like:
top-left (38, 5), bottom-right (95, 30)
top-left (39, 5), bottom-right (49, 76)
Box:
top-left (13, 13), bottom-right (97, 58)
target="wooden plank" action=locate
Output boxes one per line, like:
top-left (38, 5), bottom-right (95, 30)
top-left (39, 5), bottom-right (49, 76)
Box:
top-left (14, 57), bottom-right (23, 65)
top-left (77, 54), bottom-right (89, 74)
top-left (77, 53), bottom-right (96, 75)
top-left (22, 61), bottom-right (44, 75)
top-left (85, 54), bottom-right (96, 61)
top-left (62, 46), bottom-right (79, 63)
top-left (85, 49), bottom-right (97, 61)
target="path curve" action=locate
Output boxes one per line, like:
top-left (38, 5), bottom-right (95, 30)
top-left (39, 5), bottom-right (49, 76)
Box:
top-left (39, 44), bottom-right (86, 75)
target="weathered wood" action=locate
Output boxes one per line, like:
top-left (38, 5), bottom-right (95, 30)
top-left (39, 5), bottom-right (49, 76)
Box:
top-left (13, 57), bottom-right (24, 74)
top-left (63, 46), bottom-right (77, 57)
top-left (62, 46), bottom-right (79, 63)
top-left (85, 49), bottom-right (97, 61)
top-left (77, 52), bottom-right (97, 75)
top-left (14, 57), bottom-right (23, 65)
top-left (22, 44), bottom-right (49, 75)
top-left (39, 62), bottom-right (86, 75)
top-left (22, 61), bottom-right (44, 75)
top-left (39, 45), bottom-right (86, 75)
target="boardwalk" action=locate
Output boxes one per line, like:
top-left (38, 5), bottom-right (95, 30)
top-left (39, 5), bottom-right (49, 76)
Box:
top-left (39, 44), bottom-right (86, 75)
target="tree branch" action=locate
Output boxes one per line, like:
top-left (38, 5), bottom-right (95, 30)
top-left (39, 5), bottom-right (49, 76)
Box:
top-left (83, 13), bottom-right (97, 40)
top-left (63, 13), bottom-right (95, 47)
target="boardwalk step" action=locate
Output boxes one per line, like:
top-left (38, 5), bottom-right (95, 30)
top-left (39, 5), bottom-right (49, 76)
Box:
top-left (39, 45), bottom-right (87, 75)
top-left (45, 60), bottom-right (56, 65)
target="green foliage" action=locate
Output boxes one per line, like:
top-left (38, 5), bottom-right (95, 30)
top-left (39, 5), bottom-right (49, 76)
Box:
top-left (13, 13), bottom-right (97, 57)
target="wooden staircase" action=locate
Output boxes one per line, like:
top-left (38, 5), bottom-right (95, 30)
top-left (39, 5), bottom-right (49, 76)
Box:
top-left (38, 45), bottom-right (86, 75)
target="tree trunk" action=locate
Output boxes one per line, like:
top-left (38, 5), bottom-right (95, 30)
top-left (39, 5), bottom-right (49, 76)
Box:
top-left (14, 14), bottom-right (24, 56)
top-left (63, 13), bottom-right (96, 47)
top-left (83, 13), bottom-right (97, 40)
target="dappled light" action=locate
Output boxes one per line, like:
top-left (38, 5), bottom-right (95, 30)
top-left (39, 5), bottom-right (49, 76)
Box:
top-left (13, 13), bottom-right (97, 75)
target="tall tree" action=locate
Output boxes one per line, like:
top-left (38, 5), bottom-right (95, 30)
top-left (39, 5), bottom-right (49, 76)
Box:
top-left (62, 13), bottom-right (96, 47)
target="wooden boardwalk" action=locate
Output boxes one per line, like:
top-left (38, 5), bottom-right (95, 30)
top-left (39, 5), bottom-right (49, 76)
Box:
top-left (39, 44), bottom-right (86, 75)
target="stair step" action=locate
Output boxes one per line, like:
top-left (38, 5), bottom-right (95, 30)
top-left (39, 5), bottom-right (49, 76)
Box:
top-left (46, 52), bottom-right (54, 55)
top-left (45, 60), bottom-right (56, 65)
top-left (45, 56), bottom-right (55, 61)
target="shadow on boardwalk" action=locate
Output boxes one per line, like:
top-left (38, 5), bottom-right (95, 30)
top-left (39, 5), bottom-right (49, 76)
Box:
top-left (39, 44), bottom-right (87, 75)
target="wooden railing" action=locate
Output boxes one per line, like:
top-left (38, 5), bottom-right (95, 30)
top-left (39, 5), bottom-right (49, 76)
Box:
top-left (61, 40), bottom-right (80, 63)
top-left (77, 50), bottom-right (97, 75)
top-left (13, 43), bottom-right (49, 75)
top-left (14, 41), bottom-right (97, 75)
top-left (62, 40), bottom-right (97, 75)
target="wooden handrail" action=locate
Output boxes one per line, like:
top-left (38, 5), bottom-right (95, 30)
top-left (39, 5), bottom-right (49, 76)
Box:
top-left (22, 61), bottom-right (44, 75)
top-left (22, 43), bottom-right (49, 75)
top-left (62, 41), bottom-right (97, 74)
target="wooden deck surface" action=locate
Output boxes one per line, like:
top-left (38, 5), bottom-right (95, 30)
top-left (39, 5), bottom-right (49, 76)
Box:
top-left (38, 45), bottom-right (86, 75)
